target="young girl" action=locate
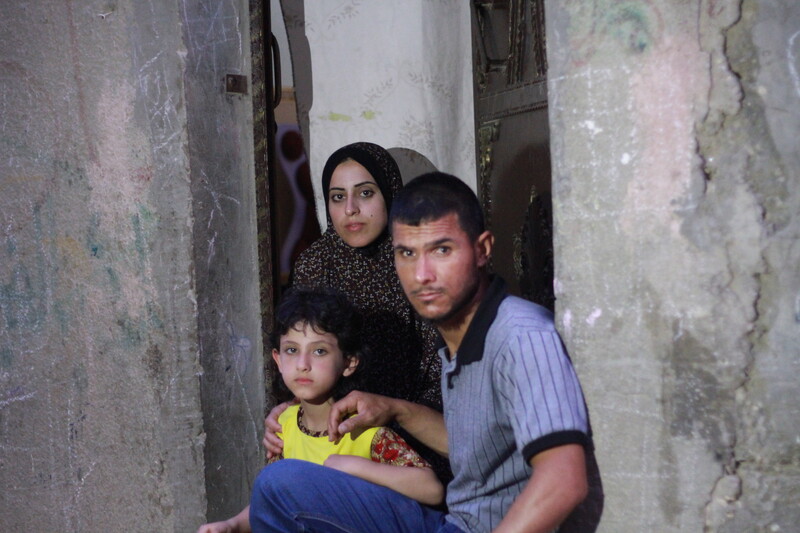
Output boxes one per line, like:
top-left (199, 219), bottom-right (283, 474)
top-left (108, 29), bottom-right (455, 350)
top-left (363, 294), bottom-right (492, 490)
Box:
top-left (197, 287), bottom-right (443, 533)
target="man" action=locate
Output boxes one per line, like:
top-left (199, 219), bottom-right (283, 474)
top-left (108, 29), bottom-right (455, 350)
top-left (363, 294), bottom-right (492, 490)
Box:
top-left (250, 173), bottom-right (596, 532)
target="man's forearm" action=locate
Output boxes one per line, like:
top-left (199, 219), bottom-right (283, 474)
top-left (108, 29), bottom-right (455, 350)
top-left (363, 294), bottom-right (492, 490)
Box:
top-left (392, 398), bottom-right (448, 457)
top-left (493, 444), bottom-right (587, 533)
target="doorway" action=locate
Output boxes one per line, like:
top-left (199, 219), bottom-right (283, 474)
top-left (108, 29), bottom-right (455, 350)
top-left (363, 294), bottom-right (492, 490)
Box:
top-left (472, 0), bottom-right (554, 310)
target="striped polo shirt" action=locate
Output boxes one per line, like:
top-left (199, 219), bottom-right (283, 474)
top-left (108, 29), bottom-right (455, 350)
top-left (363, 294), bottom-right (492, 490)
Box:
top-left (442, 276), bottom-right (591, 533)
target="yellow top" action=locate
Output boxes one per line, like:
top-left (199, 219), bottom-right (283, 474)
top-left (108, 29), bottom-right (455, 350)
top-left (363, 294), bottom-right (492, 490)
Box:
top-left (277, 405), bottom-right (379, 465)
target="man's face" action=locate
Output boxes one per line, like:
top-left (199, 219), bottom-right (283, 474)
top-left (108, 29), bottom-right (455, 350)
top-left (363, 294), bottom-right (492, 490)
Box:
top-left (392, 213), bottom-right (492, 326)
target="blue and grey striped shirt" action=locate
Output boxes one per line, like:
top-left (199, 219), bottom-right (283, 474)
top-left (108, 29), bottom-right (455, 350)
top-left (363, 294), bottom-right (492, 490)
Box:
top-left (442, 277), bottom-right (591, 533)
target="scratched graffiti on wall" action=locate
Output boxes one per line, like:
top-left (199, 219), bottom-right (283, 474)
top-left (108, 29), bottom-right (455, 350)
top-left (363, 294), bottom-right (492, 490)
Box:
top-left (562, 0), bottom-right (664, 67)
top-left (0, 52), bottom-right (176, 529)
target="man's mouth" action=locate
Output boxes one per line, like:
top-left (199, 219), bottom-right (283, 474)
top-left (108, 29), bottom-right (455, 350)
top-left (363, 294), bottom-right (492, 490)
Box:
top-left (413, 289), bottom-right (443, 303)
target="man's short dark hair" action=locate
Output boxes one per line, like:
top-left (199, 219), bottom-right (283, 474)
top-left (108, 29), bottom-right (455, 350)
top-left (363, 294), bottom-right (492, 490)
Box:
top-left (390, 172), bottom-right (485, 240)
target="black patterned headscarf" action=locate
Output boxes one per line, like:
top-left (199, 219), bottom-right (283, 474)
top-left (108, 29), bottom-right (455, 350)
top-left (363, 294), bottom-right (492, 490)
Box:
top-left (320, 142), bottom-right (403, 230)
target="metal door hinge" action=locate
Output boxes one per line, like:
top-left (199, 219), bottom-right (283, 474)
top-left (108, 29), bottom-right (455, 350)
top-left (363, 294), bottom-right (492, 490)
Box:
top-left (225, 74), bottom-right (248, 94)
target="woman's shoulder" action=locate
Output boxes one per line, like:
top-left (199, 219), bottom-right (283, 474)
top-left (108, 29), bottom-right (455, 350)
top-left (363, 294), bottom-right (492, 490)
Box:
top-left (295, 231), bottom-right (338, 262)
top-left (292, 232), bottom-right (339, 283)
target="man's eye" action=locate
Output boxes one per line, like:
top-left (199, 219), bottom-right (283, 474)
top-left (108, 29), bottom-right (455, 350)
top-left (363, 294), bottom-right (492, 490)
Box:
top-left (313, 349), bottom-right (327, 356)
top-left (436, 246), bottom-right (450, 254)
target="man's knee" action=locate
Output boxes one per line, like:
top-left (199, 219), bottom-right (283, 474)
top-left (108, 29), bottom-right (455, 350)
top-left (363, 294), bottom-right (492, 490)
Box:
top-left (253, 459), bottom-right (311, 497)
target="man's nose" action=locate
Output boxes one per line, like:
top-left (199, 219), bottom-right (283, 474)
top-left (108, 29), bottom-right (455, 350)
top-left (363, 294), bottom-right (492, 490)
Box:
top-left (415, 255), bottom-right (434, 284)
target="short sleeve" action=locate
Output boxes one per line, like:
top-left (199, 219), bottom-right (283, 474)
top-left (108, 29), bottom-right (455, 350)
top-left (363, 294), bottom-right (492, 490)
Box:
top-left (498, 330), bottom-right (590, 462)
top-left (370, 427), bottom-right (431, 468)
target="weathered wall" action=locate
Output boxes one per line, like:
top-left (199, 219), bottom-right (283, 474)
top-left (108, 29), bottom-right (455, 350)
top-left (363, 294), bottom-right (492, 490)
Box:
top-left (182, 0), bottom-right (265, 523)
top-left (0, 1), bottom-right (262, 530)
top-left (547, 0), bottom-right (799, 531)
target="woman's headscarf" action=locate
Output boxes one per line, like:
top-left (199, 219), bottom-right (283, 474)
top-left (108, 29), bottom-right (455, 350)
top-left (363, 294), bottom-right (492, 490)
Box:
top-left (320, 142), bottom-right (403, 228)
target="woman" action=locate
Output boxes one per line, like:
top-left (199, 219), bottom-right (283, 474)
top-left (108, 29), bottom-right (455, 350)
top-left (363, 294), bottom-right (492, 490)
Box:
top-left (265, 143), bottom-right (446, 477)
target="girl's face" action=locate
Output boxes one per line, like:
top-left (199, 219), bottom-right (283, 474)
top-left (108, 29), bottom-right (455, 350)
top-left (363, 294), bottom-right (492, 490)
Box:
top-left (327, 160), bottom-right (388, 248)
top-left (272, 322), bottom-right (358, 405)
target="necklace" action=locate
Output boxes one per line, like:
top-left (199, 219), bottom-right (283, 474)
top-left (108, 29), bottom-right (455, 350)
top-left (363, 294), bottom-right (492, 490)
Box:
top-left (297, 406), bottom-right (328, 437)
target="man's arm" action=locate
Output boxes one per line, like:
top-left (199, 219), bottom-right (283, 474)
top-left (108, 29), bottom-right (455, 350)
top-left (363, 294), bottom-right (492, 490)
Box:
top-left (493, 444), bottom-right (588, 533)
top-left (327, 391), bottom-right (448, 457)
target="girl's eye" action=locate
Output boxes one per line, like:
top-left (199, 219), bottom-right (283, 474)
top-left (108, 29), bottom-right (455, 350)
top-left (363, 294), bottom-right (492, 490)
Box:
top-left (313, 349), bottom-right (327, 356)
top-left (360, 189), bottom-right (375, 198)
top-left (284, 347), bottom-right (297, 355)
top-left (329, 193), bottom-right (344, 202)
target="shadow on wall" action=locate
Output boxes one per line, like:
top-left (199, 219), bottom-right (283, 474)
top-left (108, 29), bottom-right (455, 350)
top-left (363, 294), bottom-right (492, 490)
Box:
top-left (388, 147), bottom-right (438, 185)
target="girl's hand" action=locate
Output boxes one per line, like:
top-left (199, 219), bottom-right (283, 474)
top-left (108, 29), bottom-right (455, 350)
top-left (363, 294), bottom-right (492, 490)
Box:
top-left (262, 400), bottom-right (297, 457)
top-left (196, 519), bottom-right (238, 533)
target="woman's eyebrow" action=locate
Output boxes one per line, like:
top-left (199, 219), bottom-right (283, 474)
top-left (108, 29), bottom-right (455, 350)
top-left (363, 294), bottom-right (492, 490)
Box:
top-left (329, 181), bottom-right (376, 191)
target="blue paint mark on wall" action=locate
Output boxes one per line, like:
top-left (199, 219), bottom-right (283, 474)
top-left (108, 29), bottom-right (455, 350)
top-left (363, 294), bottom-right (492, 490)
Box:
top-left (0, 347), bottom-right (13, 369)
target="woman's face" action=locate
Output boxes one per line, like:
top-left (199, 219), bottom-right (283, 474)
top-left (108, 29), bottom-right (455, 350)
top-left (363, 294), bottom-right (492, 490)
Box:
top-left (328, 160), bottom-right (388, 248)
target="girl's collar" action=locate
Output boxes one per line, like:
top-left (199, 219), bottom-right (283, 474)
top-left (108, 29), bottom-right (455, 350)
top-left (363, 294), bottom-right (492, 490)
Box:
top-left (297, 406), bottom-right (329, 438)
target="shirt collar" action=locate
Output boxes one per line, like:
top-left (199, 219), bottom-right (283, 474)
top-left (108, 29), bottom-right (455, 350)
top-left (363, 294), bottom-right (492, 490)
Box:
top-left (443, 276), bottom-right (507, 387)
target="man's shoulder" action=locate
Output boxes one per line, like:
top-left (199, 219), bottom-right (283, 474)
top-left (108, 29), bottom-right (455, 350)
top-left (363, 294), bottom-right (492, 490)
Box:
top-left (493, 295), bottom-right (557, 333)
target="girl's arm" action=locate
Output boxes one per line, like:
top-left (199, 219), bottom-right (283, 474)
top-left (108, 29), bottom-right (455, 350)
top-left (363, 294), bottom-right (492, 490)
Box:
top-left (323, 455), bottom-right (444, 506)
top-left (324, 426), bottom-right (445, 505)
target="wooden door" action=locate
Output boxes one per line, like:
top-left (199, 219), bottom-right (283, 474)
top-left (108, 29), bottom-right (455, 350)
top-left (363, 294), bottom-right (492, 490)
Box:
top-left (471, 0), bottom-right (554, 310)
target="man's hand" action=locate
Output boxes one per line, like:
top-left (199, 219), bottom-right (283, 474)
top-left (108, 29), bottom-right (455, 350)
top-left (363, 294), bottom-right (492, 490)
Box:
top-left (328, 391), bottom-right (448, 456)
top-left (262, 400), bottom-right (297, 457)
top-left (327, 391), bottom-right (398, 441)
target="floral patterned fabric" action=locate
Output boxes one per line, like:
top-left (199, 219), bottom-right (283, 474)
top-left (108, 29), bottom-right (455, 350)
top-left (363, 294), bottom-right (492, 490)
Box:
top-left (370, 427), bottom-right (430, 468)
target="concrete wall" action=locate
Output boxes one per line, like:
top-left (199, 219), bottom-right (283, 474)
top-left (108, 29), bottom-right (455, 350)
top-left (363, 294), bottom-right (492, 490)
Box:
top-left (547, 0), bottom-right (799, 530)
top-left (182, 0), bottom-right (266, 523)
top-left (0, 1), bottom-right (262, 530)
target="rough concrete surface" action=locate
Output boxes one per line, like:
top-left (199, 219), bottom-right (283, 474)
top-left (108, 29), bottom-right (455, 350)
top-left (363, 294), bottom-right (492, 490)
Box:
top-left (547, 0), bottom-right (799, 530)
top-left (0, 1), bottom-right (261, 530)
top-left (181, 0), bottom-right (265, 523)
